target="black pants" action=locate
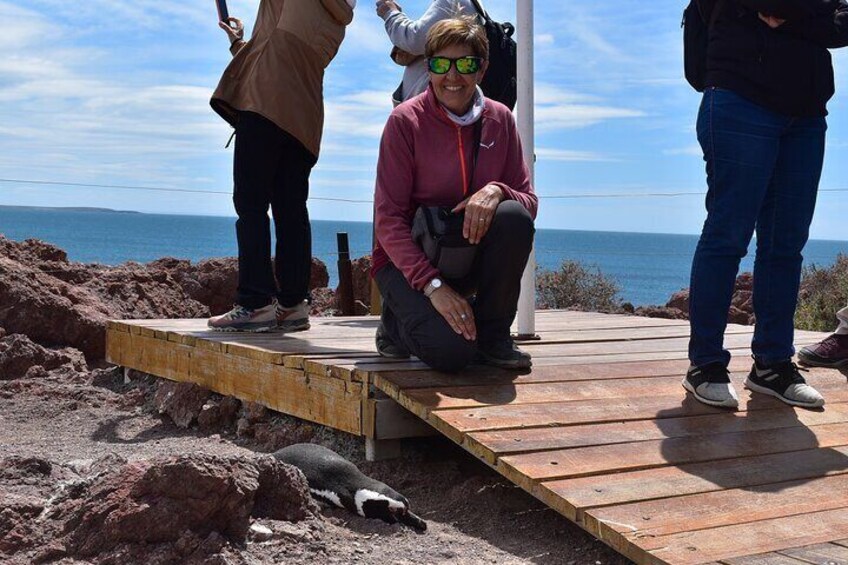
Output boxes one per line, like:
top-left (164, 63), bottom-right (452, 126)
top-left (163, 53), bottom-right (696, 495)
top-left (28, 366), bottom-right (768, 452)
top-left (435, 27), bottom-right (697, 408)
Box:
top-left (375, 201), bottom-right (534, 373)
top-left (233, 112), bottom-right (317, 309)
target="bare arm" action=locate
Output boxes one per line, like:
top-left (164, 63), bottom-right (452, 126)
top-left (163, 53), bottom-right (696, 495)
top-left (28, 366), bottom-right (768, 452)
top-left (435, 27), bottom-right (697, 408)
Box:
top-left (219, 17), bottom-right (246, 56)
top-left (380, 0), bottom-right (458, 55)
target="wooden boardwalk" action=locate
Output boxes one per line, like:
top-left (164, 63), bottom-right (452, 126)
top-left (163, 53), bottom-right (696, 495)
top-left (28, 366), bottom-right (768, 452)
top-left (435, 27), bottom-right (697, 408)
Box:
top-left (105, 311), bottom-right (848, 565)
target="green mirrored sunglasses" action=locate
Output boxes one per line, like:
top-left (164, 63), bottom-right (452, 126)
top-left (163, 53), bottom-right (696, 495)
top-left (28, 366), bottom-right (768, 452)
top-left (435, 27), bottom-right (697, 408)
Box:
top-left (427, 56), bottom-right (483, 75)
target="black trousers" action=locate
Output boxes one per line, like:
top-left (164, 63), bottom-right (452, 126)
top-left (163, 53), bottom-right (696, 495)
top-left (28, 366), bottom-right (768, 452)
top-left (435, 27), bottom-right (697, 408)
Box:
top-left (233, 112), bottom-right (317, 309)
top-left (375, 201), bottom-right (534, 373)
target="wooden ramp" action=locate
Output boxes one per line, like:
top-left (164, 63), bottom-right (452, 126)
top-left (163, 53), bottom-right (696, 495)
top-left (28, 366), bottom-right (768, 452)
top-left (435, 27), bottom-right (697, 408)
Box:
top-left (105, 311), bottom-right (848, 565)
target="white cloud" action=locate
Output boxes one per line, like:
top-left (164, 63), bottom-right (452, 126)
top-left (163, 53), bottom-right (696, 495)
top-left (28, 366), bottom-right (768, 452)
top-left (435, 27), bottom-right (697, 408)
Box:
top-left (536, 103), bottom-right (645, 130)
top-left (536, 148), bottom-right (614, 162)
top-left (324, 90), bottom-right (394, 138)
top-left (535, 34), bottom-right (555, 46)
top-left (0, 2), bottom-right (60, 48)
top-left (663, 145), bottom-right (703, 157)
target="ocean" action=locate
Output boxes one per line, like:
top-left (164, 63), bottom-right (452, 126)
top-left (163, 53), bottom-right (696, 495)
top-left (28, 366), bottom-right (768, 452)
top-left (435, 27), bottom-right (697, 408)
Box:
top-left (2, 207), bottom-right (847, 306)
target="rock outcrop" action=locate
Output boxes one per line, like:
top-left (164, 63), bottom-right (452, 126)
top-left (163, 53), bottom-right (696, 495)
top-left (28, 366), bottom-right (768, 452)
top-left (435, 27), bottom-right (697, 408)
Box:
top-left (637, 272), bottom-right (755, 325)
top-left (0, 453), bottom-right (318, 563)
top-left (0, 236), bottom-right (331, 361)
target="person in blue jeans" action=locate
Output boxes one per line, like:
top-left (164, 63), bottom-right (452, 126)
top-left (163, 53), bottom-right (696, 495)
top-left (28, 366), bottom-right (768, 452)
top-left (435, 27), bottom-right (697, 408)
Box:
top-left (684, 0), bottom-right (848, 409)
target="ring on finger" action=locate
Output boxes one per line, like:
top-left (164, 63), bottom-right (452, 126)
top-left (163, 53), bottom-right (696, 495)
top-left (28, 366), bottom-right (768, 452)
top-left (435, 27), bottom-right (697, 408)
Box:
top-left (460, 313), bottom-right (467, 320)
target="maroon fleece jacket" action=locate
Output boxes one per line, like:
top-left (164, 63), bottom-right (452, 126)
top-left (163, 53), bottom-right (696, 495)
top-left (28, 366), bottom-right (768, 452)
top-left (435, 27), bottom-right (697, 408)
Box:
top-left (372, 86), bottom-right (537, 291)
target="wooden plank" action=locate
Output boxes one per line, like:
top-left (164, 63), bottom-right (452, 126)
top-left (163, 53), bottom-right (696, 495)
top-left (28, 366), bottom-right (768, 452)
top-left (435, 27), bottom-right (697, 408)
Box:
top-left (721, 554), bottom-right (811, 565)
top-left (358, 347), bottom-right (771, 379)
top-left (138, 326), bottom-right (157, 338)
top-left (466, 403), bottom-right (848, 465)
top-left (167, 331), bottom-right (197, 347)
top-left (499, 421), bottom-right (848, 485)
top-left (224, 342), bottom-right (286, 365)
top-left (107, 326), bottom-right (362, 435)
top-left (373, 357), bottom-right (757, 392)
top-left (540, 445), bottom-right (848, 522)
top-left (190, 348), bottom-right (362, 435)
top-left (586, 474), bottom-right (848, 544)
top-left (398, 371), bottom-right (840, 410)
top-left (283, 352), bottom-right (377, 370)
top-left (638, 507), bottom-right (848, 565)
top-left (105, 327), bottom-right (132, 366)
top-left (518, 314), bottom-right (691, 330)
top-left (106, 329), bottom-right (191, 382)
top-left (422, 393), bottom-right (782, 443)
top-left (778, 543), bottom-right (848, 565)
top-left (502, 324), bottom-right (753, 345)
top-left (421, 379), bottom-right (848, 442)
top-left (506, 334), bottom-right (763, 357)
top-left (220, 336), bottom-right (375, 358)
top-left (107, 320), bottom-right (129, 333)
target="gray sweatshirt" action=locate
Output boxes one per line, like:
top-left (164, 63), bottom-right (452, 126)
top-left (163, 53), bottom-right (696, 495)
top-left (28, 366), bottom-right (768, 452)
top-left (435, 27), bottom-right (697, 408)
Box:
top-left (381, 0), bottom-right (479, 103)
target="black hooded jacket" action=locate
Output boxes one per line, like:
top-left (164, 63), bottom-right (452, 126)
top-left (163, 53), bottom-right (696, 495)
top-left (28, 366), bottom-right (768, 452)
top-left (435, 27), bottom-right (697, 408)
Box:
top-left (704, 0), bottom-right (848, 117)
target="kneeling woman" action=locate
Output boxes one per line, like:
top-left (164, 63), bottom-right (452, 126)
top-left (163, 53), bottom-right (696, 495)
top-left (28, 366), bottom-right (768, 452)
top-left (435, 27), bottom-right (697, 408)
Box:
top-left (371, 16), bottom-right (537, 373)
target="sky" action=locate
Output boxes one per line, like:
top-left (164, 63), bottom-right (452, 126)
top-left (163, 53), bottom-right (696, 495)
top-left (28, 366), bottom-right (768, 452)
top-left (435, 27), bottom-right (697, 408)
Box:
top-left (1, 0), bottom-right (847, 238)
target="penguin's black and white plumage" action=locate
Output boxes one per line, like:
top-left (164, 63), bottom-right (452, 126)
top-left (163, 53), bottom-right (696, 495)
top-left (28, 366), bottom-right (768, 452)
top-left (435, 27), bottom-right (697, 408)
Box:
top-left (273, 443), bottom-right (427, 531)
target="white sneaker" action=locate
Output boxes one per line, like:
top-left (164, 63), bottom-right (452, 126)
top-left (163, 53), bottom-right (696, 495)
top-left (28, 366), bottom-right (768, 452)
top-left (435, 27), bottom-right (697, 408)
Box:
top-left (276, 300), bottom-right (310, 333)
top-left (683, 363), bottom-right (739, 409)
top-left (745, 361), bottom-right (825, 409)
top-left (208, 300), bottom-right (278, 332)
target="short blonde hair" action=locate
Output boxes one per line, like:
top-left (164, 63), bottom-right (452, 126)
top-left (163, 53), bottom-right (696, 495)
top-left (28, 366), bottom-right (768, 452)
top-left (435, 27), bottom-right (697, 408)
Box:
top-left (425, 15), bottom-right (489, 60)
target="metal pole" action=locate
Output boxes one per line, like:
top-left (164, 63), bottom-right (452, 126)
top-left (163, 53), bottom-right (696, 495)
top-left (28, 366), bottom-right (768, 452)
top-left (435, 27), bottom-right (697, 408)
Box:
top-left (516, 0), bottom-right (537, 339)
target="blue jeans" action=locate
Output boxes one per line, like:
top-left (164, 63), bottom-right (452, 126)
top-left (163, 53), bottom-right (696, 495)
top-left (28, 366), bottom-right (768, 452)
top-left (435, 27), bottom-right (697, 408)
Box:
top-left (689, 88), bottom-right (826, 368)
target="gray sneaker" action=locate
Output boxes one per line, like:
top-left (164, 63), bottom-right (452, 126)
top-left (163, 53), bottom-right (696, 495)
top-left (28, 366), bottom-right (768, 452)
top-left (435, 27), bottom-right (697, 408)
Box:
top-left (208, 300), bottom-right (278, 332)
top-left (276, 300), bottom-right (310, 333)
top-left (745, 361), bottom-right (825, 408)
top-left (683, 362), bottom-right (739, 409)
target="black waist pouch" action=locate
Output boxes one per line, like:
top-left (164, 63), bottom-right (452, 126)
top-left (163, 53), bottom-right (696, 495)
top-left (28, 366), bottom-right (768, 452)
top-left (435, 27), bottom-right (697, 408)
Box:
top-left (411, 206), bottom-right (477, 280)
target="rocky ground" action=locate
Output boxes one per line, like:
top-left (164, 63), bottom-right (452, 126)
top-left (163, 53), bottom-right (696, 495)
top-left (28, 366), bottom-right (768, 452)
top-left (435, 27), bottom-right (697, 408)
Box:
top-left (0, 236), bottom-right (630, 565)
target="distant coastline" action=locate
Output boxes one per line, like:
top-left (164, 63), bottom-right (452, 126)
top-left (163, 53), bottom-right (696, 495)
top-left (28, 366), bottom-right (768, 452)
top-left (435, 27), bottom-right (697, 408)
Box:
top-left (0, 205), bottom-right (140, 214)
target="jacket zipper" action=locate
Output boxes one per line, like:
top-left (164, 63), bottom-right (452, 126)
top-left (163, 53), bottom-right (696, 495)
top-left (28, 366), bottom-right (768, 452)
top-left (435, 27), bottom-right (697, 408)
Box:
top-left (456, 125), bottom-right (469, 196)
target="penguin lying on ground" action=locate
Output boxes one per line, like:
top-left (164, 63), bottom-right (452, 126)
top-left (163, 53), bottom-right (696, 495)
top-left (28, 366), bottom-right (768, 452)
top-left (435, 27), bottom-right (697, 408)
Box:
top-left (273, 443), bottom-right (427, 531)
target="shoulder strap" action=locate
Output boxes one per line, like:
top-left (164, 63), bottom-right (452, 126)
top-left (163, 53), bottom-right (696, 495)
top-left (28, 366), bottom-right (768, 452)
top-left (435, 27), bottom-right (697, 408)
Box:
top-left (468, 118), bottom-right (484, 195)
top-left (709, 0), bottom-right (726, 28)
top-left (694, 0), bottom-right (725, 26)
top-left (469, 0), bottom-right (491, 24)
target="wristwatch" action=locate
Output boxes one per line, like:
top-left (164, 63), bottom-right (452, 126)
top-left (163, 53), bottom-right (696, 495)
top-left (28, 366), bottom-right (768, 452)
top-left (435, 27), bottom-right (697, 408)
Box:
top-left (423, 278), bottom-right (443, 298)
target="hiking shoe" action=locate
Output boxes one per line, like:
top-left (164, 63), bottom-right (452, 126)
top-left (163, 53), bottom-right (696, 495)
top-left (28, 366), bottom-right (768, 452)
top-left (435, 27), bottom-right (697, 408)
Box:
top-left (208, 300), bottom-right (278, 332)
top-left (745, 360), bottom-right (825, 408)
top-left (375, 324), bottom-right (410, 359)
top-left (476, 339), bottom-right (532, 369)
top-left (683, 362), bottom-right (739, 409)
top-left (276, 300), bottom-right (310, 332)
top-left (798, 333), bottom-right (848, 369)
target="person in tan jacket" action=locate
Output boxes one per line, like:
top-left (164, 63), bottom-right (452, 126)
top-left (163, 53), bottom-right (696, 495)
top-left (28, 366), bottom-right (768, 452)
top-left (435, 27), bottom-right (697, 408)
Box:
top-left (208, 0), bottom-right (355, 332)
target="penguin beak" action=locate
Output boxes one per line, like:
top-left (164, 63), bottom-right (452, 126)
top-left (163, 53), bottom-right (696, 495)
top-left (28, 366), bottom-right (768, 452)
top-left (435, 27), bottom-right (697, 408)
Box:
top-left (397, 509), bottom-right (428, 532)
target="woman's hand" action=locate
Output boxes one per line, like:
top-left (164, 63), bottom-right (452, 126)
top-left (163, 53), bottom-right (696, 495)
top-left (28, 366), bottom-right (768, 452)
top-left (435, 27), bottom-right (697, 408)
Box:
top-left (759, 13), bottom-right (786, 29)
top-left (376, 0), bottom-right (401, 18)
top-left (219, 17), bottom-right (245, 44)
top-left (429, 285), bottom-right (476, 341)
top-left (453, 184), bottom-right (504, 245)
